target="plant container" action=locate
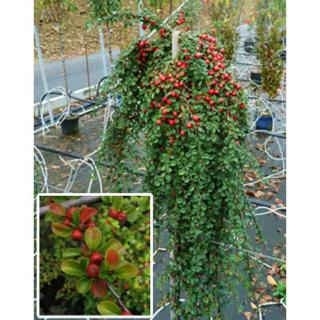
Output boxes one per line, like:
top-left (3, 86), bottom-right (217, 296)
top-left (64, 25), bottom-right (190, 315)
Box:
top-left (250, 72), bottom-right (262, 86)
top-left (279, 49), bottom-right (286, 60)
top-left (61, 117), bottom-right (79, 135)
top-left (256, 114), bottom-right (273, 131)
top-left (244, 39), bottom-right (255, 53)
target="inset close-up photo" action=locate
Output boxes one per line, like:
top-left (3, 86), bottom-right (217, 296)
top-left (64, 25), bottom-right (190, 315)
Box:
top-left (37, 194), bottom-right (152, 317)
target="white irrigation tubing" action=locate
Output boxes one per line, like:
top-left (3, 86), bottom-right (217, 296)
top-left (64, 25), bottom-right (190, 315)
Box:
top-left (152, 299), bottom-right (186, 319)
top-left (84, 95), bottom-right (115, 159)
top-left (34, 180), bottom-right (66, 192)
top-left (58, 156), bottom-right (103, 193)
top-left (211, 240), bottom-right (285, 263)
top-left (152, 240), bottom-right (285, 264)
top-left (254, 206), bottom-right (286, 219)
top-left (249, 255), bottom-right (274, 270)
top-left (244, 169), bottom-right (286, 187)
top-left (34, 145), bottom-right (49, 194)
top-left (38, 86), bottom-right (71, 135)
top-left (258, 300), bottom-right (286, 320)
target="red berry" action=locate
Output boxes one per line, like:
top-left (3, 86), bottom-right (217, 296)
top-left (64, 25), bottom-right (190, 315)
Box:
top-left (168, 119), bottom-right (176, 126)
top-left (209, 89), bottom-right (215, 95)
top-left (118, 212), bottom-right (128, 222)
top-left (90, 252), bottom-right (103, 265)
top-left (239, 103), bottom-right (245, 109)
top-left (124, 283), bottom-right (129, 290)
top-left (194, 52), bottom-right (202, 59)
top-left (186, 122), bottom-right (193, 129)
top-left (233, 115), bottom-right (238, 120)
top-left (192, 115), bottom-right (200, 122)
top-left (86, 263), bottom-right (100, 278)
top-left (63, 218), bottom-right (72, 227)
top-left (66, 207), bottom-right (78, 220)
top-left (156, 119), bottom-right (162, 125)
top-left (121, 311), bottom-right (132, 315)
top-left (218, 108), bottom-right (223, 113)
top-left (180, 130), bottom-right (186, 136)
top-left (108, 208), bottom-right (119, 219)
top-left (173, 111), bottom-right (178, 117)
top-left (142, 24), bottom-right (147, 30)
top-left (72, 229), bottom-right (82, 241)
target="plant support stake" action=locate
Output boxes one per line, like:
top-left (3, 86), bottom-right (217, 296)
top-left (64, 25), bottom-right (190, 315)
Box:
top-left (34, 25), bottom-right (54, 124)
top-left (99, 28), bottom-right (108, 76)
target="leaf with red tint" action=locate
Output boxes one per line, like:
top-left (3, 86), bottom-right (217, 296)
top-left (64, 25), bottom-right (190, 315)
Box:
top-left (90, 278), bottom-right (107, 298)
top-left (49, 203), bottom-right (65, 216)
top-left (80, 207), bottom-right (98, 223)
top-left (105, 248), bottom-right (120, 269)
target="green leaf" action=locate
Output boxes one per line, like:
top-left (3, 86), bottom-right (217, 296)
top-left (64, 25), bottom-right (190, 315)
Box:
top-left (61, 260), bottom-right (85, 276)
top-left (72, 210), bottom-right (80, 225)
top-left (48, 203), bottom-right (65, 216)
top-left (138, 196), bottom-right (150, 212)
top-left (77, 276), bottom-right (92, 294)
top-left (79, 257), bottom-right (90, 271)
top-left (115, 263), bottom-right (139, 279)
top-left (105, 239), bottom-right (122, 251)
top-left (85, 227), bottom-right (102, 250)
top-left (51, 223), bottom-right (72, 238)
top-left (97, 300), bottom-right (121, 315)
top-left (111, 197), bottom-right (123, 210)
top-left (127, 208), bottom-right (138, 223)
top-left (63, 248), bottom-right (81, 258)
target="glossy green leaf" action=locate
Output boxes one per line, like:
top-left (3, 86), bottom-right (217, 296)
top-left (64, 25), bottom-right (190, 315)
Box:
top-left (61, 259), bottom-right (85, 276)
top-left (72, 210), bottom-right (80, 226)
top-left (97, 300), bottom-right (121, 315)
top-left (115, 263), bottom-right (139, 279)
top-left (111, 197), bottom-right (122, 210)
top-left (51, 223), bottom-right (72, 238)
top-left (63, 248), bottom-right (81, 258)
top-left (105, 239), bottom-right (122, 251)
top-left (77, 276), bottom-right (92, 294)
top-left (85, 227), bottom-right (102, 250)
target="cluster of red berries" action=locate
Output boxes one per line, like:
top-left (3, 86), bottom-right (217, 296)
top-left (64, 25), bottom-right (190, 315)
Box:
top-left (86, 251), bottom-right (104, 278)
top-left (63, 206), bottom-right (97, 241)
top-left (175, 11), bottom-right (186, 26)
top-left (142, 32), bottom-right (246, 144)
top-left (108, 208), bottom-right (128, 223)
top-left (135, 39), bottom-right (158, 64)
top-left (141, 16), bottom-right (157, 31)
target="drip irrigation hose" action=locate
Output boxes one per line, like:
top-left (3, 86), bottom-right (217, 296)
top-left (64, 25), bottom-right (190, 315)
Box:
top-left (34, 144), bottom-right (145, 178)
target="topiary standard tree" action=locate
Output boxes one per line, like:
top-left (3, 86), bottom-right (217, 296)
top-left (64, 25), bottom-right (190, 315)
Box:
top-left (99, 11), bottom-right (261, 319)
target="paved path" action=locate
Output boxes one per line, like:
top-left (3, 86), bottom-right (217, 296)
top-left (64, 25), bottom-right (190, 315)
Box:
top-left (34, 49), bottom-right (120, 102)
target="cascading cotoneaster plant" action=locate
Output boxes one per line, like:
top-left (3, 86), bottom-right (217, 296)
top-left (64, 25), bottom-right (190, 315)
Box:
top-left (100, 11), bottom-right (261, 319)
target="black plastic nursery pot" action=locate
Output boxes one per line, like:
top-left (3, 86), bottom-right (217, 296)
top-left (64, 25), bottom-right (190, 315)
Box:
top-left (250, 72), bottom-right (262, 86)
top-left (256, 114), bottom-right (273, 131)
top-left (244, 39), bottom-right (255, 53)
top-left (279, 49), bottom-right (286, 60)
top-left (61, 117), bottom-right (79, 135)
